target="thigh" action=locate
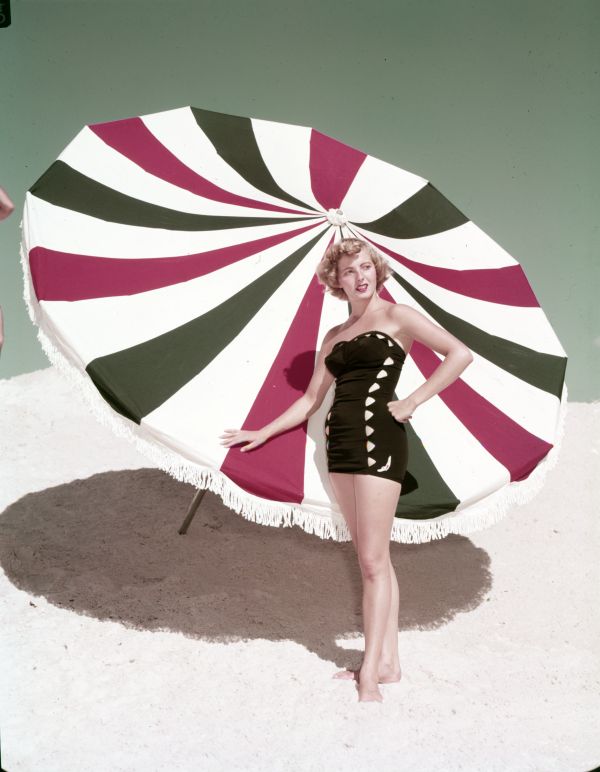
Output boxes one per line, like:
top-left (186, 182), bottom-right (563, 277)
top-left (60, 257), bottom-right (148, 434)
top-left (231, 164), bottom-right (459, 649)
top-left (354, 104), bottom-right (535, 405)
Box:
top-left (328, 472), bottom-right (358, 546)
top-left (353, 475), bottom-right (401, 562)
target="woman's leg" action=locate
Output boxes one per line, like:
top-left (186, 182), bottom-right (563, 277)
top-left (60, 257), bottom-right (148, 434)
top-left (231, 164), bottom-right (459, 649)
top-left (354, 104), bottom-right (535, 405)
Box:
top-left (329, 472), bottom-right (402, 688)
top-left (328, 472), bottom-right (358, 544)
top-left (353, 474), bottom-right (401, 701)
top-left (379, 556), bottom-right (402, 681)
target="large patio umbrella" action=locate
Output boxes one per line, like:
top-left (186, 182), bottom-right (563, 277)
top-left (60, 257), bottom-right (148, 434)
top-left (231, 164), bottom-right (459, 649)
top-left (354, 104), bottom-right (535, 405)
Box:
top-left (21, 106), bottom-right (567, 543)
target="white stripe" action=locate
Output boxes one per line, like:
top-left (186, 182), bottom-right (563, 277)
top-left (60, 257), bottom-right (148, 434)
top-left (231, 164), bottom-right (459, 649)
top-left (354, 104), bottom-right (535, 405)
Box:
top-left (340, 153), bottom-right (427, 223)
top-left (355, 221), bottom-right (518, 269)
top-left (142, 107), bottom-right (316, 214)
top-left (302, 289), bottom-right (350, 512)
top-left (25, 193), bottom-right (323, 258)
top-left (38, 223), bottom-right (330, 363)
top-left (459, 352), bottom-right (561, 443)
top-left (399, 357), bottom-right (509, 503)
top-left (381, 248), bottom-right (566, 357)
top-left (142, 229), bottom-right (335, 468)
top-left (58, 127), bottom-right (305, 219)
top-left (251, 119), bottom-right (324, 213)
top-left (384, 280), bottom-right (562, 442)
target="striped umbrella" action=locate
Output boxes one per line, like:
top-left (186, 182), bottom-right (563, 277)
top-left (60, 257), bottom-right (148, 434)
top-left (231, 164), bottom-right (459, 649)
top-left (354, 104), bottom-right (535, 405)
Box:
top-left (21, 106), bottom-right (567, 543)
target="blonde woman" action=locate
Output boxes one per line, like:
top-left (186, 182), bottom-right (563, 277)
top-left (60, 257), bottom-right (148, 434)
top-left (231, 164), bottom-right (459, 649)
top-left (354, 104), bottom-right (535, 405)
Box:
top-left (221, 238), bottom-right (472, 702)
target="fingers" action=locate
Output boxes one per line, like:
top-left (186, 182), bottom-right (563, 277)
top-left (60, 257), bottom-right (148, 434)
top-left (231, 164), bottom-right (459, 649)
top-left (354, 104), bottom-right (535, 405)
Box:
top-left (386, 403), bottom-right (413, 423)
top-left (242, 440), bottom-right (263, 453)
top-left (219, 430), bottom-right (243, 447)
top-left (219, 431), bottom-right (262, 451)
top-left (389, 413), bottom-right (412, 423)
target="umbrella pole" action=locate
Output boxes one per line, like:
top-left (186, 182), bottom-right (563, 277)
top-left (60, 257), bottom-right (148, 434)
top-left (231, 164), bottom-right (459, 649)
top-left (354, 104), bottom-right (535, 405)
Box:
top-left (178, 488), bottom-right (207, 534)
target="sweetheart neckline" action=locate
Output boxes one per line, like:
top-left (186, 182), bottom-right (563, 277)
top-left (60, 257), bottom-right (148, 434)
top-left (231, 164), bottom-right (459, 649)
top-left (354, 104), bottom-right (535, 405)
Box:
top-left (330, 330), bottom-right (407, 357)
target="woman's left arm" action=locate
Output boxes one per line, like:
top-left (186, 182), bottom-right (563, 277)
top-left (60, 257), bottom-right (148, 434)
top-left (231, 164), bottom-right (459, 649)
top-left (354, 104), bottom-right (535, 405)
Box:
top-left (388, 305), bottom-right (473, 423)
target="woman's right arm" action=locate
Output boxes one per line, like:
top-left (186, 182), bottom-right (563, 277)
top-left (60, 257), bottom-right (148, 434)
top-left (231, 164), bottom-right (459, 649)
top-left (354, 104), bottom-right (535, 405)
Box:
top-left (220, 328), bottom-right (338, 452)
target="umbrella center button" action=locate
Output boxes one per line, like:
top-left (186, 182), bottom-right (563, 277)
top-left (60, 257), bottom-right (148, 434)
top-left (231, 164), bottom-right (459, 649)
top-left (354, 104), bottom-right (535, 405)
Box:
top-left (326, 208), bottom-right (348, 226)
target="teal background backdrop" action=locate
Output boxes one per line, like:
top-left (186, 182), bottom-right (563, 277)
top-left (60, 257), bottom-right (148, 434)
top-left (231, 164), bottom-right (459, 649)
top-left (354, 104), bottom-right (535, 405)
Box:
top-left (0, 0), bottom-right (597, 399)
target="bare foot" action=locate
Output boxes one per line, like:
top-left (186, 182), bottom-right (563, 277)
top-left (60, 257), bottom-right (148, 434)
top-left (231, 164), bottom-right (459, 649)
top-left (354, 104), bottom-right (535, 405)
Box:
top-left (333, 662), bottom-right (402, 683)
top-left (332, 668), bottom-right (359, 681)
top-left (378, 663), bottom-right (402, 683)
top-left (357, 670), bottom-right (383, 703)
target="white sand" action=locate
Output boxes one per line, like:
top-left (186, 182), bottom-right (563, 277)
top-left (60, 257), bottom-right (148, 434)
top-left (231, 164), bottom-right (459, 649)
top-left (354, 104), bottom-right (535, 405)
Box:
top-left (1, 367), bottom-right (599, 772)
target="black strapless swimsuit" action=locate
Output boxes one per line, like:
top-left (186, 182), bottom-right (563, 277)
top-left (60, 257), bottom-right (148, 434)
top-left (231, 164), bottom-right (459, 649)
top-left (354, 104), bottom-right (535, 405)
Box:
top-left (324, 331), bottom-right (408, 484)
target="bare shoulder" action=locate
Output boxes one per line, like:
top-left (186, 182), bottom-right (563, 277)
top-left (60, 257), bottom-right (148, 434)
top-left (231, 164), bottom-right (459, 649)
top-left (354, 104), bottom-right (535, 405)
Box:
top-left (391, 304), bottom-right (438, 338)
top-left (389, 302), bottom-right (415, 317)
top-left (319, 323), bottom-right (343, 352)
top-left (378, 303), bottom-right (414, 349)
top-left (325, 322), bottom-right (343, 338)
top-left (387, 303), bottom-right (420, 326)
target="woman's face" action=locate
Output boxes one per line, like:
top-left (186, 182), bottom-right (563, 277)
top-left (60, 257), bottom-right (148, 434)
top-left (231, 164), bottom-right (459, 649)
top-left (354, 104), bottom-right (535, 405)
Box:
top-left (336, 250), bottom-right (377, 300)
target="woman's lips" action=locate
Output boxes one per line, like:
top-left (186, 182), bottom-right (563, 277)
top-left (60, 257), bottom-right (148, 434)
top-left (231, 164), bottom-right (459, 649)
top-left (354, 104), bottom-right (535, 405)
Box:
top-left (356, 283), bottom-right (368, 292)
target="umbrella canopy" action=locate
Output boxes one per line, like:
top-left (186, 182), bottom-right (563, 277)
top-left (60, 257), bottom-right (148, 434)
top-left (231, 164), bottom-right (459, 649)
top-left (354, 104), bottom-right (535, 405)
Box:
top-left (21, 106), bottom-right (567, 543)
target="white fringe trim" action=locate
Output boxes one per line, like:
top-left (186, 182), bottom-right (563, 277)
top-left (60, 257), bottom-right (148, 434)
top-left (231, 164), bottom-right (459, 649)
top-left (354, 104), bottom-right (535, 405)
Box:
top-left (19, 224), bottom-right (568, 545)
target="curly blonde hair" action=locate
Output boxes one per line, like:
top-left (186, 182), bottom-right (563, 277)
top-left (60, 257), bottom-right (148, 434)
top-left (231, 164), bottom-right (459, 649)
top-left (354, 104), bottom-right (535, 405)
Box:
top-left (316, 238), bottom-right (392, 300)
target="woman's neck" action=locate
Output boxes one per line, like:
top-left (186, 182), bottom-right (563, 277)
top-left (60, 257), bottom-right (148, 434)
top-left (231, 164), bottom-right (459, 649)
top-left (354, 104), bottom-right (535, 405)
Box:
top-left (348, 293), bottom-right (385, 322)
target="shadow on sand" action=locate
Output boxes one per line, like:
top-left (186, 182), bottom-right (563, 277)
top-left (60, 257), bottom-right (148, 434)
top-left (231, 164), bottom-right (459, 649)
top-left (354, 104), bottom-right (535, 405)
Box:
top-left (0, 469), bottom-right (491, 668)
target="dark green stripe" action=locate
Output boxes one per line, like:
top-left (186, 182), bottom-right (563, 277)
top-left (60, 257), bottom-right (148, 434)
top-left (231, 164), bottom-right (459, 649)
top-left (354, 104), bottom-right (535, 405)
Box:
top-left (191, 107), bottom-right (318, 213)
top-left (392, 270), bottom-right (567, 398)
top-left (358, 183), bottom-right (468, 239)
top-left (86, 232), bottom-right (325, 422)
top-left (396, 423), bottom-right (460, 518)
top-left (30, 161), bottom-right (313, 231)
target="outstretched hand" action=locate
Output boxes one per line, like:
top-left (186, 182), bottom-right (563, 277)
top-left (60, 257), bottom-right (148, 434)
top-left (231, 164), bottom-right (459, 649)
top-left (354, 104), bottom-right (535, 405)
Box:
top-left (219, 428), bottom-right (268, 452)
top-left (386, 397), bottom-right (417, 423)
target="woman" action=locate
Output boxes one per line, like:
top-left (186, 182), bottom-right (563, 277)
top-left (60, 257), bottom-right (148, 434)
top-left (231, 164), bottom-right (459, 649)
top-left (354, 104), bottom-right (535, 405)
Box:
top-left (221, 238), bottom-right (473, 702)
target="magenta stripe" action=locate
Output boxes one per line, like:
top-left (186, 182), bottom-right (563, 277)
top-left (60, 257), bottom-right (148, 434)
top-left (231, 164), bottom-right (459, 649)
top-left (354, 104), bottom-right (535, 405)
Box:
top-left (29, 222), bottom-right (323, 302)
top-left (362, 233), bottom-right (539, 307)
top-left (309, 129), bottom-right (366, 211)
top-left (378, 285), bottom-right (401, 307)
top-left (220, 275), bottom-right (325, 503)
top-left (410, 341), bottom-right (552, 481)
top-left (90, 118), bottom-right (310, 217)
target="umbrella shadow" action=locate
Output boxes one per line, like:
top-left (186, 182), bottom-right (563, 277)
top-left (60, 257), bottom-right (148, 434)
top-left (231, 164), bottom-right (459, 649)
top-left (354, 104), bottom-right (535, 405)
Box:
top-left (0, 469), bottom-right (492, 668)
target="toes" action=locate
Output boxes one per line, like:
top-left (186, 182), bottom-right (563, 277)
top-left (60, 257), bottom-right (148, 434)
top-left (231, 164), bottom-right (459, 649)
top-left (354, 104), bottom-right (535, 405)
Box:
top-left (332, 669), bottom-right (358, 681)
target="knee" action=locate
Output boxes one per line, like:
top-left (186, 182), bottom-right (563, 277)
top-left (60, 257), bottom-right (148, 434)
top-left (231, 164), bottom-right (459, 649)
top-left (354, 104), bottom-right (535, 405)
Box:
top-left (358, 552), bottom-right (389, 581)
